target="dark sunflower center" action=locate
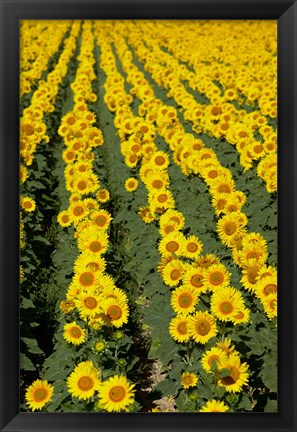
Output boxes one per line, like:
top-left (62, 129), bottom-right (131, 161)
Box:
top-left (166, 241), bottom-right (179, 252)
top-left (195, 320), bottom-right (211, 335)
top-left (107, 305), bottom-right (122, 320)
top-left (34, 388), bottom-right (48, 402)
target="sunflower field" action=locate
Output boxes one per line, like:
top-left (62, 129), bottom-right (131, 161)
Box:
top-left (20, 20), bottom-right (277, 413)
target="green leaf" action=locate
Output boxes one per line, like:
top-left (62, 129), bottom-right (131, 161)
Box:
top-left (20, 353), bottom-right (36, 371)
top-left (21, 337), bottom-right (43, 354)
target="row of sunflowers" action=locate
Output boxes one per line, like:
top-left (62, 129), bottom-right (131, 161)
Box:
top-left (20, 19), bottom-right (277, 413)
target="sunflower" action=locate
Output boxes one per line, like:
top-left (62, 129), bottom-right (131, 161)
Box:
top-left (181, 235), bottom-right (203, 260)
top-left (91, 209), bottom-right (112, 230)
top-left (256, 265), bottom-right (277, 282)
top-left (159, 221), bottom-right (180, 237)
top-left (83, 198), bottom-right (99, 211)
top-left (181, 372), bottom-right (198, 389)
top-left (169, 315), bottom-right (191, 343)
top-left (150, 150), bottom-right (170, 169)
top-left (200, 399), bottom-right (229, 412)
top-left (77, 226), bottom-right (109, 255)
top-left (68, 201), bottom-right (88, 223)
top-left (73, 268), bottom-right (102, 290)
top-left (159, 209), bottom-right (185, 230)
top-left (204, 263), bottom-right (230, 292)
top-left (217, 353), bottom-right (249, 393)
top-left (216, 337), bottom-right (235, 356)
top-left (210, 176), bottom-right (235, 195)
top-left (67, 360), bottom-right (101, 400)
top-left (217, 213), bottom-right (247, 247)
top-left (63, 321), bottom-right (86, 345)
top-left (21, 196), bottom-right (36, 212)
top-left (241, 260), bottom-right (262, 292)
top-left (211, 286), bottom-right (245, 322)
top-left (20, 164), bottom-right (28, 184)
top-left (149, 189), bottom-right (175, 213)
top-left (195, 254), bottom-right (220, 270)
top-left (96, 189), bottom-right (110, 203)
top-left (161, 259), bottom-right (185, 287)
top-left (57, 210), bottom-right (72, 227)
top-left (201, 347), bottom-right (228, 373)
top-left (158, 232), bottom-right (185, 258)
top-left (74, 251), bottom-right (106, 275)
top-left (25, 380), bottom-right (54, 411)
top-left (231, 307), bottom-right (251, 325)
top-left (262, 292), bottom-right (277, 319)
top-left (75, 288), bottom-right (102, 319)
top-left (138, 205), bottom-right (155, 223)
top-left (97, 375), bottom-right (135, 412)
top-left (189, 311), bottom-right (218, 344)
top-left (238, 243), bottom-right (268, 267)
top-left (171, 286), bottom-right (198, 315)
top-left (255, 275), bottom-right (277, 301)
top-left (212, 192), bottom-right (229, 215)
top-left (145, 172), bottom-right (169, 191)
top-left (101, 286), bottom-right (128, 304)
top-left (125, 177), bottom-right (139, 192)
top-left (101, 297), bottom-right (129, 328)
top-left (182, 266), bottom-right (207, 294)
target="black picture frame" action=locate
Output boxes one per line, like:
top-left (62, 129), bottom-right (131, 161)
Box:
top-left (1, 1), bottom-right (296, 431)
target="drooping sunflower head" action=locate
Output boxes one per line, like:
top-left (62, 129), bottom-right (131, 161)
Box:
top-left (216, 337), bottom-right (235, 356)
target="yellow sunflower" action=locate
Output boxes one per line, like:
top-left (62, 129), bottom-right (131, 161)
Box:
top-left (159, 209), bottom-right (185, 230)
top-left (217, 353), bottom-right (249, 393)
top-left (91, 209), bottom-right (112, 230)
top-left (101, 297), bottom-right (129, 328)
top-left (150, 150), bottom-right (170, 169)
top-left (21, 196), bottom-right (36, 212)
top-left (231, 307), bottom-right (251, 325)
top-left (57, 210), bottom-right (72, 227)
top-left (201, 347), bottom-right (228, 373)
top-left (74, 251), bottom-right (106, 275)
top-left (189, 311), bottom-right (218, 344)
top-left (262, 292), bottom-right (277, 319)
top-left (241, 260), bottom-right (262, 292)
top-left (161, 259), bottom-right (185, 287)
top-left (169, 315), bottom-right (191, 343)
top-left (77, 226), bottom-right (109, 255)
top-left (96, 189), bottom-right (110, 203)
top-left (217, 213), bottom-right (247, 247)
top-left (138, 205), bottom-right (156, 223)
top-left (181, 235), bottom-right (203, 260)
top-left (181, 372), bottom-right (198, 389)
top-left (204, 263), bottom-right (230, 292)
top-left (25, 380), bottom-right (54, 411)
top-left (200, 399), bottom-right (229, 412)
top-left (63, 321), bottom-right (86, 345)
top-left (182, 266), bottom-right (207, 294)
top-left (210, 286), bottom-right (245, 322)
top-left (97, 375), bottom-right (135, 412)
top-left (125, 177), bottom-right (139, 192)
top-left (75, 288), bottom-right (102, 319)
top-left (171, 286), bottom-right (198, 315)
top-left (216, 337), bottom-right (235, 356)
top-left (67, 360), bottom-right (101, 400)
top-left (158, 232), bottom-right (185, 258)
top-left (68, 200), bottom-right (88, 223)
top-left (255, 275), bottom-right (277, 301)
